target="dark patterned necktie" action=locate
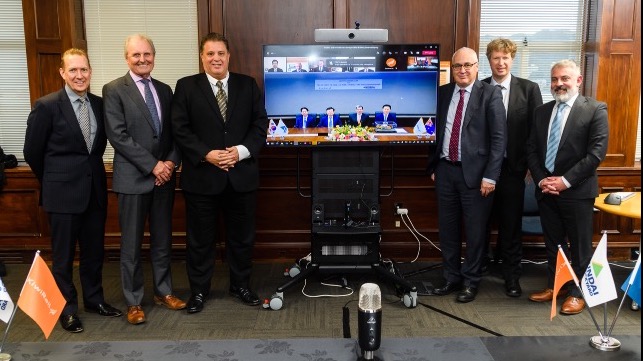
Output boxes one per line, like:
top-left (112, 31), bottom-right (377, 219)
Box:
top-left (78, 97), bottom-right (92, 151)
top-left (448, 89), bottom-right (466, 161)
top-left (141, 78), bottom-right (161, 136)
top-left (216, 81), bottom-right (227, 121)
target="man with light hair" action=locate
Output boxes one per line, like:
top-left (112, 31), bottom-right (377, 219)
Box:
top-left (526, 59), bottom-right (608, 315)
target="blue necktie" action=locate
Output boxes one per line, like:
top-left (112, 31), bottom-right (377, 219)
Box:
top-left (141, 78), bottom-right (161, 136)
top-left (545, 103), bottom-right (567, 172)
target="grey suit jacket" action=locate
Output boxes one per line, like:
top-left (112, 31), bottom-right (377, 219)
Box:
top-left (428, 80), bottom-right (507, 188)
top-left (103, 73), bottom-right (180, 194)
top-left (482, 75), bottom-right (543, 173)
top-left (527, 95), bottom-right (608, 200)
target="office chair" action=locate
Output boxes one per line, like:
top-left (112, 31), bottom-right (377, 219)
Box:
top-left (522, 180), bottom-right (543, 235)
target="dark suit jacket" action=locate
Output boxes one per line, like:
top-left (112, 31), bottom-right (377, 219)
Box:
top-left (310, 66), bottom-right (330, 72)
top-left (24, 88), bottom-right (107, 213)
top-left (294, 113), bottom-right (318, 128)
top-left (103, 73), bottom-right (180, 194)
top-left (428, 80), bottom-right (507, 188)
top-left (482, 75), bottom-right (543, 173)
top-left (374, 112), bottom-right (397, 124)
top-left (318, 114), bottom-right (340, 128)
top-left (291, 68), bottom-right (307, 73)
top-left (347, 112), bottom-right (371, 127)
top-left (527, 96), bottom-right (608, 200)
top-left (267, 68), bottom-right (283, 72)
top-left (172, 72), bottom-right (268, 194)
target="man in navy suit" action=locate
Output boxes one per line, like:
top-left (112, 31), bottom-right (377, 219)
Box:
top-left (24, 48), bottom-right (122, 333)
top-left (374, 104), bottom-right (396, 124)
top-left (427, 47), bottom-right (507, 303)
top-left (526, 60), bottom-right (608, 315)
top-left (318, 107), bottom-right (340, 128)
top-left (347, 105), bottom-right (371, 127)
top-left (103, 34), bottom-right (185, 325)
top-left (172, 32), bottom-right (268, 313)
top-left (292, 63), bottom-right (307, 72)
top-left (267, 59), bottom-right (283, 72)
top-left (482, 38), bottom-right (543, 298)
top-left (311, 59), bottom-right (329, 72)
top-left (294, 107), bottom-right (317, 128)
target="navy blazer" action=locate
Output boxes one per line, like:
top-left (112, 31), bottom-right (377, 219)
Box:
top-left (24, 88), bottom-right (107, 213)
top-left (428, 80), bottom-right (507, 188)
top-left (318, 114), bottom-right (341, 128)
top-left (294, 113), bottom-right (318, 128)
top-left (347, 112), bottom-right (371, 127)
top-left (527, 95), bottom-right (608, 200)
top-left (374, 112), bottom-right (397, 124)
top-left (171, 72), bottom-right (268, 194)
top-left (482, 75), bottom-right (543, 173)
top-left (103, 73), bottom-right (180, 194)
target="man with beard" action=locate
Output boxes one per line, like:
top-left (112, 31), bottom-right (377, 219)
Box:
top-left (526, 60), bottom-right (608, 315)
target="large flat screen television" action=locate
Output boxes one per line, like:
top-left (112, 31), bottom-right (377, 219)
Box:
top-left (262, 43), bottom-right (439, 122)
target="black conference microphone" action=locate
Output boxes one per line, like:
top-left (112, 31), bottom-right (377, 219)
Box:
top-left (358, 283), bottom-right (382, 360)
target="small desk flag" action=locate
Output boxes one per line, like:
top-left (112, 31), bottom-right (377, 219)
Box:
top-left (551, 247), bottom-right (578, 320)
top-left (275, 119), bottom-right (289, 135)
top-left (268, 119), bottom-right (277, 136)
top-left (621, 254), bottom-right (641, 305)
top-left (412, 118), bottom-right (426, 135)
top-left (0, 277), bottom-right (14, 323)
top-left (581, 233), bottom-right (617, 307)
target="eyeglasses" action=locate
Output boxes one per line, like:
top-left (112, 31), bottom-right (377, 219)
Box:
top-left (451, 62), bottom-right (478, 71)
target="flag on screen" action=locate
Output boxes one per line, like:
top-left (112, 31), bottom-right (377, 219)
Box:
top-left (581, 233), bottom-right (617, 307)
top-left (275, 119), bottom-right (289, 135)
top-left (17, 252), bottom-right (66, 339)
top-left (621, 254), bottom-right (641, 306)
top-left (0, 277), bottom-right (14, 323)
top-left (412, 118), bottom-right (426, 135)
top-left (268, 119), bottom-right (277, 135)
top-left (551, 247), bottom-right (578, 320)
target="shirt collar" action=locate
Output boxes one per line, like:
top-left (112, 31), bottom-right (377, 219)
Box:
top-left (129, 71), bottom-right (153, 84)
top-left (64, 84), bottom-right (87, 102)
top-left (559, 93), bottom-right (580, 108)
top-left (454, 82), bottom-right (474, 95)
top-left (206, 72), bottom-right (230, 88)
top-left (491, 73), bottom-right (511, 89)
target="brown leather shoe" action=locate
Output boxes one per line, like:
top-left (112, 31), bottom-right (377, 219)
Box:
top-left (154, 294), bottom-right (187, 310)
top-left (560, 296), bottom-right (585, 315)
top-left (528, 288), bottom-right (568, 302)
top-left (127, 305), bottom-right (145, 325)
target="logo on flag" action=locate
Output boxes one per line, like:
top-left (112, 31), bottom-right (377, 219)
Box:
top-left (268, 119), bottom-right (277, 135)
top-left (0, 277), bottom-right (14, 324)
top-left (581, 233), bottom-right (617, 307)
top-left (17, 252), bottom-right (66, 339)
top-left (551, 247), bottom-right (578, 320)
top-left (621, 254), bottom-right (641, 306)
top-left (412, 118), bottom-right (426, 135)
top-left (275, 119), bottom-right (289, 135)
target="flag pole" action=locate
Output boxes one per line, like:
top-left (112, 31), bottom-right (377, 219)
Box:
top-left (606, 282), bottom-right (631, 338)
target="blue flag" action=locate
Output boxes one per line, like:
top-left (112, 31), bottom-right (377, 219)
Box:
top-left (621, 255), bottom-right (641, 305)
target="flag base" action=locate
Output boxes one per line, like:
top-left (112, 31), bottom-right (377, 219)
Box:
top-left (589, 335), bottom-right (621, 351)
top-left (0, 352), bottom-right (11, 360)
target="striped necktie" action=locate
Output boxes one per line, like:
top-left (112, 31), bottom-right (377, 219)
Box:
top-left (448, 89), bottom-right (466, 162)
top-left (545, 103), bottom-right (567, 172)
top-left (216, 81), bottom-right (227, 121)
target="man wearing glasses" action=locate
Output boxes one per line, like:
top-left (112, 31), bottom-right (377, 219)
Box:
top-left (427, 47), bottom-right (506, 303)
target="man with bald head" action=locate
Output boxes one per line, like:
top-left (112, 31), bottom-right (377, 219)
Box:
top-left (427, 47), bottom-right (507, 303)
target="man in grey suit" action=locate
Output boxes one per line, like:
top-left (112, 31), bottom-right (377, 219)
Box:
top-left (527, 60), bottom-right (608, 315)
top-left (103, 34), bottom-right (185, 325)
top-left (482, 38), bottom-right (543, 298)
top-left (24, 48), bottom-right (122, 333)
top-left (427, 47), bottom-right (507, 303)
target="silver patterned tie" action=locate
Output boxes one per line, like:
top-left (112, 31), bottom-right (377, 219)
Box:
top-left (216, 81), bottom-right (227, 121)
top-left (141, 78), bottom-right (161, 136)
top-left (78, 97), bottom-right (92, 151)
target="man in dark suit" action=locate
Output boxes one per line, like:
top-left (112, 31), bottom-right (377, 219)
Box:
top-left (347, 105), bottom-right (371, 127)
top-left (294, 107), bottom-right (317, 128)
top-left (103, 34), bottom-right (185, 325)
top-left (292, 62), bottom-right (307, 72)
top-left (311, 59), bottom-right (329, 72)
top-left (317, 107), bottom-right (340, 128)
top-left (23, 48), bottom-right (122, 333)
top-left (267, 59), bottom-right (283, 72)
top-left (427, 47), bottom-right (507, 303)
top-left (374, 104), bottom-right (397, 124)
top-left (526, 59), bottom-right (608, 315)
top-left (482, 38), bottom-right (543, 298)
top-left (172, 32), bottom-right (268, 313)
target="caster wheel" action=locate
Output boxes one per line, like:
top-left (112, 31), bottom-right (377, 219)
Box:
top-left (269, 292), bottom-right (284, 310)
top-left (402, 291), bottom-right (417, 308)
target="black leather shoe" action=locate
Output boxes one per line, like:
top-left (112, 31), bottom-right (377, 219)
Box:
top-left (505, 280), bottom-right (522, 298)
top-left (85, 303), bottom-right (123, 317)
top-left (186, 293), bottom-right (205, 314)
top-left (229, 286), bottom-right (261, 306)
top-left (456, 286), bottom-right (478, 303)
top-left (60, 314), bottom-right (84, 333)
top-left (433, 281), bottom-right (462, 296)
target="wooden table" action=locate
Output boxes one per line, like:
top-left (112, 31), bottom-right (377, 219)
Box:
top-left (265, 127), bottom-right (436, 146)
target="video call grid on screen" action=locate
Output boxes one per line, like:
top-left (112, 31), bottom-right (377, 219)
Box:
top-left (262, 44), bottom-right (439, 118)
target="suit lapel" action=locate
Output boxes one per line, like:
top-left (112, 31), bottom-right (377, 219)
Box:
top-left (463, 80), bottom-right (483, 129)
top-left (437, 83), bottom-right (456, 144)
top-left (507, 76), bottom-right (520, 117)
top-left (123, 74), bottom-right (158, 133)
top-left (57, 89), bottom-right (87, 151)
top-left (538, 101), bottom-right (556, 152)
top-left (226, 74), bottom-right (239, 122)
top-left (559, 95), bottom-right (586, 148)
top-left (197, 73), bottom-right (224, 123)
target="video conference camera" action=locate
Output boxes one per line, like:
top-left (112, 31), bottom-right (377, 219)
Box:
top-left (314, 28), bottom-right (388, 43)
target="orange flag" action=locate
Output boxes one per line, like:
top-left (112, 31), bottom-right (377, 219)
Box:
top-left (550, 247), bottom-right (578, 320)
top-left (17, 252), bottom-right (66, 339)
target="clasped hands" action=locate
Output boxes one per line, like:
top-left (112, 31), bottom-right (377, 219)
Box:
top-left (539, 176), bottom-right (567, 196)
top-left (153, 160), bottom-right (175, 186)
top-left (205, 147), bottom-right (239, 171)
